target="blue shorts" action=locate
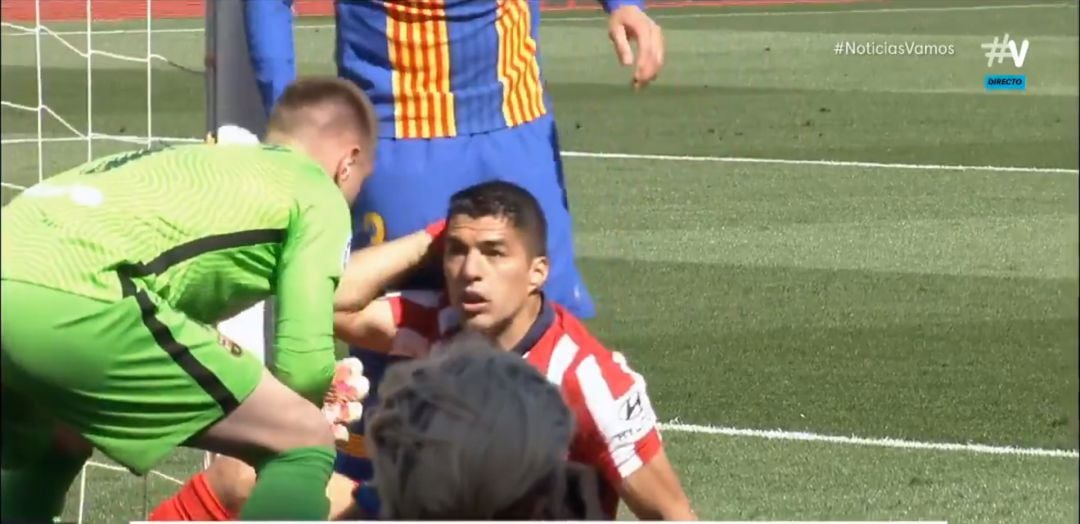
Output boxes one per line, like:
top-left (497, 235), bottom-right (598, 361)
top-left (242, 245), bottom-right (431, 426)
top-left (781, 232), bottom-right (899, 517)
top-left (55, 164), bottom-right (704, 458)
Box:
top-left (336, 115), bottom-right (594, 484)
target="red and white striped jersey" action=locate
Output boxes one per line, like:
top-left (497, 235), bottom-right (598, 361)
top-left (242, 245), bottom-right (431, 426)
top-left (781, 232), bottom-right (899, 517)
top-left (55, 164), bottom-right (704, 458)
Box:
top-left (381, 290), bottom-right (663, 516)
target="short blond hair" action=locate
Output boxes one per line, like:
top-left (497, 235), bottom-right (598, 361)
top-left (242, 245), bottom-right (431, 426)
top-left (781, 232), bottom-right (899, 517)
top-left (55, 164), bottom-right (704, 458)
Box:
top-left (267, 76), bottom-right (377, 149)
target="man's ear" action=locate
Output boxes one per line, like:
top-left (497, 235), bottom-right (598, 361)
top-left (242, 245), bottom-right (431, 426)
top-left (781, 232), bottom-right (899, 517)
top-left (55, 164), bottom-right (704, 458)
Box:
top-left (335, 145), bottom-right (363, 185)
top-left (528, 255), bottom-right (550, 294)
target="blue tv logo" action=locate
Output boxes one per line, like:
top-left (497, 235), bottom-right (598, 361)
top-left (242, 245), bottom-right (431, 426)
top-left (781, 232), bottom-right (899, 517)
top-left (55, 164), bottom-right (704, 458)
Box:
top-left (985, 74), bottom-right (1026, 91)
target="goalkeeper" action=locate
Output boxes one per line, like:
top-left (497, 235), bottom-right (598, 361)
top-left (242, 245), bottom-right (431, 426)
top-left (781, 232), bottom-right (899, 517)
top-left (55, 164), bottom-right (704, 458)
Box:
top-left (0, 77), bottom-right (375, 521)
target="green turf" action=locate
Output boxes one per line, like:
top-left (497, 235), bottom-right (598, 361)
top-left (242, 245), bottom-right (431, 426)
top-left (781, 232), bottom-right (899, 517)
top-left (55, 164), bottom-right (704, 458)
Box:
top-left (663, 431), bottom-right (1078, 523)
top-left (2, 1), bottom-right (1078, 522)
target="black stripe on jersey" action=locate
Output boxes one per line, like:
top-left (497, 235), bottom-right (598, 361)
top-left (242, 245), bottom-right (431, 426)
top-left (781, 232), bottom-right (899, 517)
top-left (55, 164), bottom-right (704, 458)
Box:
top-left (124, 228), bottom-right (285, 277)
top-left (118, 274), bottom-right (241, 413)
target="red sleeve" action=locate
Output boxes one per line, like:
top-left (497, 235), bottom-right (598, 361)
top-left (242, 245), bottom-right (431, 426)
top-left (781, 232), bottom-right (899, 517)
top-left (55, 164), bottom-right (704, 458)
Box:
top-left (385, 290), bottom-right (443, 340)
top-left (564, 345), bottom-right (662, 487)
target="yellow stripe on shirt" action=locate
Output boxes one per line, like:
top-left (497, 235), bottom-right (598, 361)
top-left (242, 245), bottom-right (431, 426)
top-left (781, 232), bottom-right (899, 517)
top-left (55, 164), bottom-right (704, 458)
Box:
top-left (496, 0), bottom-right (546, 128)
top-left (387, 1), bottom-right (456, 139)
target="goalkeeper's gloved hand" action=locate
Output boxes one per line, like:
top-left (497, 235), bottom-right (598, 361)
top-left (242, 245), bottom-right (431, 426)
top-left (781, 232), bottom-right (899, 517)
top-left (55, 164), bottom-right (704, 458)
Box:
top-left (322, 357), bottom-right (370, 443)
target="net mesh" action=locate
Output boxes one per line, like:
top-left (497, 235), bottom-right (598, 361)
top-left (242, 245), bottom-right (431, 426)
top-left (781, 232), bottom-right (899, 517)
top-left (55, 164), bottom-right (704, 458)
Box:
top-left (0, 1), bottom-right (199, 521)
top-left (0, 1), bottom-right (204, 191)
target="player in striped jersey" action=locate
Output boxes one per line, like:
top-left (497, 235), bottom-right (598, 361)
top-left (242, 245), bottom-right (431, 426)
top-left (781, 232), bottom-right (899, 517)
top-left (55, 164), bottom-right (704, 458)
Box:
top-left (152, 180), bottom-right (694, 521)
top-left (244, 2), bottom-right (666, 469)
top-left (332, 180), bottom-right (695, 520)
top-left (0, 77), bottom-right (375, 522)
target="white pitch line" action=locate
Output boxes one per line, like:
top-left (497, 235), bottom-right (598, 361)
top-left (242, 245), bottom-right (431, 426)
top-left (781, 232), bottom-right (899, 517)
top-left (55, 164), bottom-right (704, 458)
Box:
top-left (82, 461), bottom-right (184, 485)
top-left (659, 422), bottom-right (1080, 459)
top-left (85, 460), bottom-right (127, 473)
top-left (0, 135), bottom-right (203, 145)
top-left (0, 22), bottom-right (313, 37)
top-left (1, 135), bottom-right (1074, 174)
top-left (565, 2), bottom-right (1077, 22)
top-left (148, 469), bottom-right (185, 485)
top-left (561, 151), bottom-right (1080, 174)
top-left (1, 2), bottom-right (1074, 37)
top-left (76, 427), bottom-right (1080, 466)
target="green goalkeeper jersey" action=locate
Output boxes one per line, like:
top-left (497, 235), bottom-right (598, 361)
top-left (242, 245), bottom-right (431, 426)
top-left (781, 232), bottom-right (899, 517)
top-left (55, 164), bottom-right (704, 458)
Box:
top-left (1, 143), bottom-right (352, 402)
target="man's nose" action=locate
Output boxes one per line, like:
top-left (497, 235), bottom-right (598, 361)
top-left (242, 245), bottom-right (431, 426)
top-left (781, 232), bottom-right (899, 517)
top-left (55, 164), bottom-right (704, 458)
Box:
top-left (460, 249), bottom-right (485, 279)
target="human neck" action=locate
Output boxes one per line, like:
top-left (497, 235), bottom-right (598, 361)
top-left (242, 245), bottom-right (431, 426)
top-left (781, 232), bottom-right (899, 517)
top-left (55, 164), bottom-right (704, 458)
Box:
top-left (265, 131), bottom-right (304, 153)
top-left (266, 132), bottom-right (332, 177)
top-left (492, 295), bottom-right (544, 352)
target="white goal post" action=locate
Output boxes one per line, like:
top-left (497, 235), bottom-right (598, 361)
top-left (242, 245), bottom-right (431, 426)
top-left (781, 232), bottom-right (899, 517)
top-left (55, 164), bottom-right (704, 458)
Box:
top-left (204, 0), bottom-right (269, 141)
top-left (205, 0), bottom-right (277, 366)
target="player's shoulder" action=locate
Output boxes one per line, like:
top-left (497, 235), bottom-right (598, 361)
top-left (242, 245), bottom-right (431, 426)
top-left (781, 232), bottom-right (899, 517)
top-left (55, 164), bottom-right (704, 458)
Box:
top-left (189, 143), bottom-right (324, 185)
top-left (193, 143), bottom-right (337, 212)
top-left (550, 303), bottom-right (614, 361)
top-left (256, 144), bottom-right (324, 174)
top-left (256, 145), bottom-right (348, 222)
top-left (239, 144), bottom-right (328, 187)
top-left (541, 303), bottom-right (643, 389)
top-left (549, 306), bottom-right (656, 448)
top-left (155, 143), bottom-right (322, 190)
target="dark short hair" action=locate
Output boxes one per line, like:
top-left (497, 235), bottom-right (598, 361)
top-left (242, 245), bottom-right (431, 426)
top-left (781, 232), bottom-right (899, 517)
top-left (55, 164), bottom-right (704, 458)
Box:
top-left (446, 181), bottom-right (548, 257)
top-left (365, 333), bottom-right (604, 520)
top-left (267, 76), bottom-right (377, 150)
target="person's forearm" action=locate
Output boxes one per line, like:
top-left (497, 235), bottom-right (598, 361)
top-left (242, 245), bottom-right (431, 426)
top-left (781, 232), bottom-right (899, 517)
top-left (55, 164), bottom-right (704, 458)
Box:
top-left (332, 308), bottom-right (394, 353)
top-left (660, 503), bottom-right (697, 521)
top-left (333, 231), bottom-right (434, 313)
top-left (273, 346), bottom-right (336, 406)
top-left (620, 451), bottom-right (696, 521)
top-left (627, 498), bottom-right (695, 521)
top-left (243, 0), bottom-right (296, 115)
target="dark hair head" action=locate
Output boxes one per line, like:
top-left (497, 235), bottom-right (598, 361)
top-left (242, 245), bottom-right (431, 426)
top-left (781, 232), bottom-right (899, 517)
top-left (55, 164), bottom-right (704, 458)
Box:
top-left (266, 76), bottom-right (377, 151)
top-left (366, 332), bottom-right (604, 520)
top-left (446, 181), bottom-right (548, 257)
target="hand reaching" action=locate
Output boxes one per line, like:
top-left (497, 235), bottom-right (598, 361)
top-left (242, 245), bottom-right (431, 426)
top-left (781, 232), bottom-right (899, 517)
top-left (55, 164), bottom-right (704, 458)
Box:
top-left (322, 357), bottom-right (370, 443)
top-left (608, 5), bottom-right (665, 89)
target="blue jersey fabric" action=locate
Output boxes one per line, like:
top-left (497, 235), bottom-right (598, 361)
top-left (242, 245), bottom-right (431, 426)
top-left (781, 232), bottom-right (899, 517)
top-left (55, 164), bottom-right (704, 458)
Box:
top-left (243, 0), bottom-right (643, 138)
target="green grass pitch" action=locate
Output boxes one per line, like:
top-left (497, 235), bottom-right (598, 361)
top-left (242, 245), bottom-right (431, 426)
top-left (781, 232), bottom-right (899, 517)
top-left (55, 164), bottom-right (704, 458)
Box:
top-left (2, 1), bottom-right (1078, 522)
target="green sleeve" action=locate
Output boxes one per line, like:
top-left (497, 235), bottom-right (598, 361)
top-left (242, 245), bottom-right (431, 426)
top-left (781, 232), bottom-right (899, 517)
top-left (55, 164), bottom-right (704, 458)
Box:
top-left (271, 188), bottom-right (352, 405)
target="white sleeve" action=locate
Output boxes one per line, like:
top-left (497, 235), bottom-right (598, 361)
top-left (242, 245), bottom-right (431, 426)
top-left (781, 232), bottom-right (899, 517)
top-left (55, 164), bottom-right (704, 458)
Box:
top-left (217, 301), bottom-right (268, 364)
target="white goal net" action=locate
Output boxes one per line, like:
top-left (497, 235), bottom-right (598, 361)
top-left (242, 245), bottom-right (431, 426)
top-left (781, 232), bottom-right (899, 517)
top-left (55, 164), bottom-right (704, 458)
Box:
top-left (0, 0), bottom-right (207, 522)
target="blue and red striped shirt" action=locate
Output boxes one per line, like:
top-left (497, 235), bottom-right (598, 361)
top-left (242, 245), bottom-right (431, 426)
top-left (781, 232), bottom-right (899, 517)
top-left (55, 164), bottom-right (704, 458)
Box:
top-left (244, 0), bottom-right (643, 139)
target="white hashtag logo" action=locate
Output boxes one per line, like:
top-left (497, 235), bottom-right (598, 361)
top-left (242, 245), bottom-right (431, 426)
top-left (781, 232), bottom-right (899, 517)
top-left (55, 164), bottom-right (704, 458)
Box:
top-left (981, 33), bottom-right (1029, 68)
top-left (981, 35), bottom-right (1011, 66)
top-left (834, 42), bottom-right (843, 54)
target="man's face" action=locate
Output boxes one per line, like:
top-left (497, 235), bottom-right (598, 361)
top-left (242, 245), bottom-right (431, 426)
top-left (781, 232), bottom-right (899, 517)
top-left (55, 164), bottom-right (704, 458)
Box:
top-left (443, 214), bottom-right (548, 335)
